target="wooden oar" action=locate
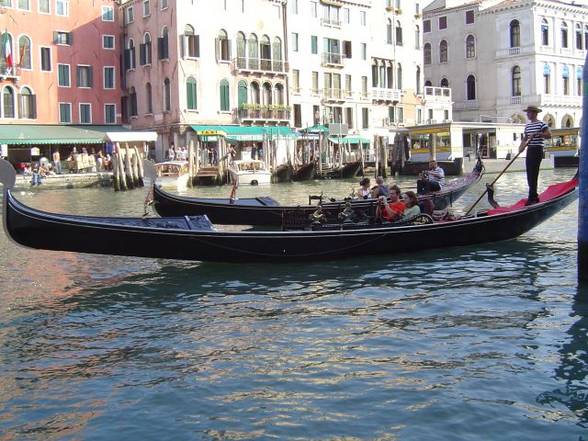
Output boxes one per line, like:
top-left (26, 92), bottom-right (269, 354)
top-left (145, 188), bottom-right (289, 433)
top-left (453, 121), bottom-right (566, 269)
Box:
top-left (464, 135), bottom-right (535, 216)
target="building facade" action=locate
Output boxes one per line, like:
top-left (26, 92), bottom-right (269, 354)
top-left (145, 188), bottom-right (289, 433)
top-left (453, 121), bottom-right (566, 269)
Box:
top-left (0, 0), bottom-right (122, 125)
top-left (423, 0), bottom-right (587, 127)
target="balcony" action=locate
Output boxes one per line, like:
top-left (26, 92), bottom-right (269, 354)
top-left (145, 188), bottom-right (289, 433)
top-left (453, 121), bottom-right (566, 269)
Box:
top-left (424, 86), bottom-right (451, 100)
top-left (322, 88), bottom-right (345, 103)
top-left (320, 17), bottom-right (341, 28)
top-left (453, 100), bottom-right (479, 111)
top-left (321, 52), bottom-right (343, 68)
top-left (237, 106), bottom-right (291, 122)
top-left (233, 57), bottom-right (287, 75)
top-left (371, 87), bottom-right (402, 102)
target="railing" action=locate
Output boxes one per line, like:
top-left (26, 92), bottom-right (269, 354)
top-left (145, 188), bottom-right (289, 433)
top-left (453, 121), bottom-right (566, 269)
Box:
top-left (371, 88), bottom-right (402, 101)
top-left (424, 86), bottom-right (451, 99)
top-left (320, 17), bottom-right (341, 28)
top-left (233, 57), bottom-right (286, 73)
top-left (453, 100), bottom-right (479, 110)
top-left (237, 107), bottom-right (291, 121)
top-left (322, 88), bottom-right (344, 101)
top-left (321, 52), bottom-right (343, 66)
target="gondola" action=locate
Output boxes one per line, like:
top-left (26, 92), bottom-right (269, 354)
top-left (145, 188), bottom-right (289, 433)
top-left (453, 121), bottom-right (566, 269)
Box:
top-left (152, 160), bottom-right (485, 226)
top-left (0, 159), bottom-right (577, 263)
top-left (324, 160), bottom-right (363, 179)
top-left (291, 162), bottom-right (316, 181)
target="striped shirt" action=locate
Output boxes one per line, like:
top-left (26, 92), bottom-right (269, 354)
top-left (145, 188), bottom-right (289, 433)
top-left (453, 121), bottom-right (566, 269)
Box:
top-left (524, 120), bottom-right (548, 149)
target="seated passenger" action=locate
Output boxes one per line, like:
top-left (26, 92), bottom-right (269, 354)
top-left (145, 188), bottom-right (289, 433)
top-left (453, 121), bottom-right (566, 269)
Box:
top-left (356, 177), bottom-right (371, 199)
top-left (375, 191), bottom-right (405, 222)
top-left (417, 160), bottom-right (445, 194)
top-left (401, 191), bottom-right (421, 221)
top-left (371, 176), bottom-right (389, 198)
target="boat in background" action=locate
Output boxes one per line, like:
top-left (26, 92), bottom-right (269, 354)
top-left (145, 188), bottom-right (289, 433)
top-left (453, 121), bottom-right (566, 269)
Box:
top-left (230, 159), bottom-right (272, 186)
top-left (155, 161), bottom-right (190, 188)
top-left (292, 162), bottom-right (316, 181)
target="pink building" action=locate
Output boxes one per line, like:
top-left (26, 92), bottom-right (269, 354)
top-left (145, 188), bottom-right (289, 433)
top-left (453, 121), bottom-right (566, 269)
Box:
top-left (0, 0), bottom-right (121, 125)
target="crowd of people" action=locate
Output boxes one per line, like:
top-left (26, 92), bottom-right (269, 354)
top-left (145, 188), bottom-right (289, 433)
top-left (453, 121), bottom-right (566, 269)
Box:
top-left (166, 145), bottom-right (189, 162)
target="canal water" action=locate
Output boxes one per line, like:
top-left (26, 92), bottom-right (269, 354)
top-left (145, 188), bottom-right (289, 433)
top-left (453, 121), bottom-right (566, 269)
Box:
top-left (1, 168), bottom-right (587, 440)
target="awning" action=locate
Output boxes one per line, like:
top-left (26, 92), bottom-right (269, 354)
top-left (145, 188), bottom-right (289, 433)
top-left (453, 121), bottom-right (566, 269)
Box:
top-left (299, 124), bottom-right (329, 134)
top-left (191, 125), bottom-right (297, 142)
top-left (0, 124), bottom-right (106, 145)
top-left (328, 135), bottom-right (371, 144)
top-left (73, 125), bottom-right (158, 143)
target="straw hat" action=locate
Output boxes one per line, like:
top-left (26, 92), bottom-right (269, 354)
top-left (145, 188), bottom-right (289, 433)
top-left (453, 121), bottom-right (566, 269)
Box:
top-left (523, 106), bottom-right (542, 113)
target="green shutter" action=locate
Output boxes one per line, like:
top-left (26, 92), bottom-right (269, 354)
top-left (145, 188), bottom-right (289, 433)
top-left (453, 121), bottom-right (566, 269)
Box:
top-left (187, 79), bottom-right (196, 110)
top-left (220, 80), bottom-right (229, 111)
top-left (238, 81), bottom-right (247, 107)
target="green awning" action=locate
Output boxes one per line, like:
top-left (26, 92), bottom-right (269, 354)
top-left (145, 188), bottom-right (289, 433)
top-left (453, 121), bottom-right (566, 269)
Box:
top-left (191, 125), bottom-right (296, 142)
top-left (0, 124), bottom-right (107, 145)
top-left (300, 124), bottom-right (328, 134)
top-left (328, 135), bottom-right (371, 145)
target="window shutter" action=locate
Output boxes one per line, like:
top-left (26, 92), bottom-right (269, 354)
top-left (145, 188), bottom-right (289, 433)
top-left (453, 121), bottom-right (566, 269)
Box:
top-left (228, 41), bottom-right (232, 60)
top-left (158, 37), bottom-right (164, 60)
top-left (17, 94), bottom-right (22, 119)
top-left (139, 43), bottom-right (146, 65)
top-left (179, 35), bottom-right (185, 58)
top-left (215, 38), bottom-right (219, 61)
top-left (53, 31), bottom-right (58, 44)
top-left (195, 35), bottom-right (200, 57)
top-left (88, 67), bottom-right (93, 87)
top-left (124, 49), bottom-right (131, 70)
top-left (67, 32), bottom-right (73, 45)
top-left (31, 95), bottom-right (37, 119)
top-left (76, 66), bottom-right (81, 86)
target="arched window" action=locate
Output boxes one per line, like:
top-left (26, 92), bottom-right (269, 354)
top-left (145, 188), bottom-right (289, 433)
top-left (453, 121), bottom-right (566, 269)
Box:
top-left (424, 43), bottom-right (431, 65)
top-left (541, 19), bottom-right (549, 46)
top-left (396, 63), bottom-right (402, 89)
top-left (217, 29), bottom-right (230, 62)
top-left (248, 33), bottom-right (258, 69)
top-left (127, 38), bottom-right (136, 70)
top-left (260, 35), bottom-right (271, 70)
top-left (163, 78), bottom-right (171, 111)
top-left (238, 80), bottom-right (248, 108)
top-left (219, 78), bottom-right (230, 111)
top-left (576, 23), bottom-right (583, 50)
top-left (262, 82), bottom-right (272, 106)
top-left (272, 37), bottom-right (283, 71)
top-left (18, 86), bottom-right (35, 119)
top-left (543, 63), bottom-right (551, 94)
top-left (466, 75), bottom-right (476, 100)
top-left (145, 82), bottom-right (152, 114)
top-left (142, 33), bottom-right (152, 65)
top-left (129, 86), bottom-right (137, 116)
top-left (386, 64), bottom-right (393, 88)
top-left (416, 66), bottom-right (421, 93)
top-left (3, 86), bottom-right (15, 118)
top-left (510, 20), bottom-right (520, 48)
top-left (186, 76), bottom-right (197, 110)
top-left (236, 32), bottom-right (246, 68)
top-left (439, 40), bottom-right (448, 63)
top-left (465, 35), bottom-right (475, 58)
top-left (18, 35), bottom-right (32, 70)
top-left (440, 78), bottom-right (449, 87)
top-left (184, 25), bottom-right (199, 58)
top-left (511, 65), bottom-right (521, 96)
top-left (562, 115), bottom-right (574, 128)
top-left (543, 114), bottom-right (555, 128)
top-left (251, 81), bottom-right (260, 104)
top-left (425, 80), bottom-right (432, 87)
top-left (0, 33), bottom-right (13, 74)
top-left (561, 21), bottom-right (568, 49)
top-left (562, 64), bottom-right (570, 95)
top-left (159, 26), bottom-right (169, 60)
top-left (275, 83), bottom-right (284, 105)
top-left (395, 21), bottom-right (403, 46)
top-left (415, 25), bottom-right (420, 50)
top-left (386, 19), bottom-right (393, 44)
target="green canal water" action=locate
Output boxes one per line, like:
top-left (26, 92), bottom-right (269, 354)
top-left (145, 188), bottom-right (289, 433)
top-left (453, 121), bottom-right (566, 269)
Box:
top-left (1, 168), bottom-right (587, 440)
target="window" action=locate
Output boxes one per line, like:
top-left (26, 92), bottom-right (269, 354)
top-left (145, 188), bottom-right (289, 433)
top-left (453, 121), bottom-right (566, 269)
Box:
top-left (343, 40), bottom-right (352, 58)
top-left (292, 69), bottom-right (300, 92)
top-left (186, 77), bottom-right (197, 110)
top-left (440, 78), bottom-right (449, 87)
top-left (466, 35), bottom-right (475, 58)
top-left (216, 29), bottom-right (230, 61)
top-left (142, 0), bottom-right (150, 17)
top-left (79, 103), bottom-right (92, 124)
top-left (511, 65), bottom-right (521, 96)
top-left (125, 6), bottom-right (134, 23)
top-left (18, 87), bottom-right (36, 119)
top-left (345, 74), bottom-right (352, 96)
top-left (561, 22), bottom-right (568, 49)
top-left (57, 64), bottom-right (70, 87)
top-left (2, 86), bottom-right (14, 117)
top-left (38, 0), bottom-right (50, 13)
top-left (54, 31), bottom-right (72, 45)
top-left (362, 107), bottom-right (369, 128)
top-left (140, 33), bottom-right (151, 65)
top-left (164, 78), bottom-right (171, 111)
top-left (17, 0), bottom-right (29, 10)
top-left (126, 39), bottom-right (136, 69)
top-left (40, 47), bottom-right (51, 71)
top-left (465, 10), bottom-right (474, 24)
top-left (439, 40), bottom-right (448, 63)
top-left (104, 104), bottom-right (116, 124)
top-left (415, 25), bottom-right (420, 49)
top-left (76, 65), bottom-right (92, 88)
top-left (562, 64), bottom-right (570, 95)
top-left (439, 16), bottom-right (447, 30)
top-left (387, 19), bottom-right (393, 44)
top-left (291, 0), bottom-right (298, 14)
top-left (18, 36), bottom-right (31, 70)
top-left (466, 75), bottom-right (476, 100)
top-left (395, 21), bottom-right (403, 46)
top-left (424, 43), bottom-right (431, 64)
top-left (361, 76), bottom-right (367, 97)
top-left (219, 78), bottom-right (229, 111)
top-left (416, 66), bottom-right (421, 93)
top-left (183, 25), bottom-right (199, 58)
top-left (160, 0), bottom-right (167, 9)
top-left (103, 35), bottom-right (115, 50)
top-left (59, 102), bottom-right (71, 123)
top-left (577, 23), bottom-right (583, 50)
top-left (577, 67), bottom-right (583, 95)
top-left (360, 11), bottom-right (366, 26)
top-left (129, 86), bottom-right (138, 117)
top-left (510, 20), bottom-right (520, 48)
top-left (311, 35), bottom-right (318, 54)
top-left (345, 107), bottom-right (353, 129)
top-left (541, 19), bottom-right (549, 46)
top-left (56, 0), bottom-right (68, 16)
top-left (293, 104), bottom-right (301, 128)
top-left (311, 1), bottom-right (317, 17)
top-left (396, 63), bottom-right (402, 89)
top-left (237, 80), bottom-right (247, 107)
top-left (423, 19), bottom-right (431, 33)
top-left (292, 32), bottom-right (299, 52)
top-left (543, 63), bottom-right (551, 94)
top-left (361, 43), bottom-right (367, 60)
top-left (0, 0), bottom-right (11, 6)
top-left (158, 27), bottom-right (169, 60)
top-left (145, 83), bottom-right (152, 114)
top-left (312, 71), bottom-right (319, 94)
top-left (101, 5), bottom-right (114, 21)
top-left (343, 7), bottom-right (350, 23)
top-left (103, 66), bottom-right (115, 89)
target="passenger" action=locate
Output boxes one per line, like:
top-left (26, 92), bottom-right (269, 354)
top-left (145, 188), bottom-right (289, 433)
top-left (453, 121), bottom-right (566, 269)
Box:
top-left (389, 184), bottom-right (401, 199)
top-left (371, 176), bottom-right (389, 198)
top-left (417, 160), bottom-right (445, 194)
top-left (402, 191), bottom-right (421, 221)
top-left (375, 190), bottom-right (405, 222)
top-left (356, 177), bottom-right (371, 199)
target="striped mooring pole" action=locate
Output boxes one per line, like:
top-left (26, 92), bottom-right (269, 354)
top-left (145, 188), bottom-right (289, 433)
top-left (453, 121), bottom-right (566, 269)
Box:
top-left (579, 54), bottom-right (588, 281)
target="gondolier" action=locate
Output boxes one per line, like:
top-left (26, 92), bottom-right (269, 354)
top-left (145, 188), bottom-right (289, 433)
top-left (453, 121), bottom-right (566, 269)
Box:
top-left (519, 106), bottom-right (551, 205)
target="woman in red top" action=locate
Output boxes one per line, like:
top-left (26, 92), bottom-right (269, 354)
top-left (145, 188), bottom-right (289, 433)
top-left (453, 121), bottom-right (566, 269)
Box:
top-left (376, 191), bottom-right (405, 222)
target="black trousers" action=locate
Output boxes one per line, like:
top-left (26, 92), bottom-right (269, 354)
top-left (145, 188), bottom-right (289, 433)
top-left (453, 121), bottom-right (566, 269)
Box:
top-left (525, 147), bottom-right (543, 201)
top-left (417, 179), bottom-right (441, 194)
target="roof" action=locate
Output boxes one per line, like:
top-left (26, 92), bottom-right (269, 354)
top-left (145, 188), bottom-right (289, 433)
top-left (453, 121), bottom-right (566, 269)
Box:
top-left (191, 125), bottom-right (297, 141)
